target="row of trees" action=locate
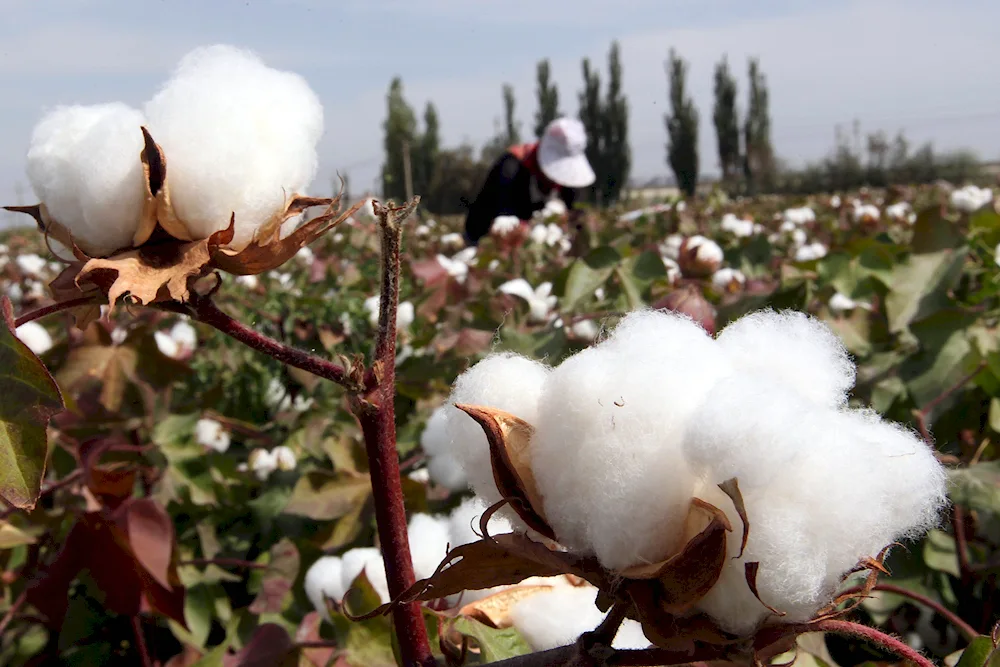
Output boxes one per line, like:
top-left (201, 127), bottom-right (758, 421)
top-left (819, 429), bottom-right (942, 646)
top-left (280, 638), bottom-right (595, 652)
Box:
top-left (380, 43), bottom-right (633, 214)
top-left (381, 47), bottom-right (985, 212)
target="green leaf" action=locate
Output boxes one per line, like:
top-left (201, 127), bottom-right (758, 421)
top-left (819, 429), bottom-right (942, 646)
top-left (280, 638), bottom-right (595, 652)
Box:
top-left (189, 616), bottom-right (241, 667)
top-left (884, 247), bottom-right (967, 333)
top-left (955, 636), bottom-right (1000, 667)
top-left (0, 299), bottom-right (64, 509)
top-left (923, 528), bottom-right (960, 577)
top-left (184, 584), bottom-right (215, 648)
top-left (911, 206), bottom-right (964, 253)
top-left (614, 266), bottom-right (644, 309)
top-left (948, 461), bottom-right (1000, 515)
top-left (283, 471), bottom-right (372, 521)
top-left (562, 246), bottom-right (621, 308)
top-left (451, 616), bottom-right (533, 662)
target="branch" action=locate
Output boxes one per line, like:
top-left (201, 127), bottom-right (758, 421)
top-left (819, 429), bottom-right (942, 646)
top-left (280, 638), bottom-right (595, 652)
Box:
top-left (0, 469), bottom-right (84, 520)
top-left (0, 591), bottom-right (27, 637)
top-left (132, 616), bottom-right (153, 667)
top-left (785, 620), bottom-right (934, 667)
top-left (14, 296), bottom-right (102, 328)
top-left (352, 198), bottom-right (434, 667)
top-left (953, 505), bottom-right (974, 586)
top-left (160, 295), bottom-right (361, 391)
top-left (178, 558), bottom-right (268, 570)
top-left (838, 582), bottom-right (978, 641)
top-left (913, 361), bottom-right (987, 445)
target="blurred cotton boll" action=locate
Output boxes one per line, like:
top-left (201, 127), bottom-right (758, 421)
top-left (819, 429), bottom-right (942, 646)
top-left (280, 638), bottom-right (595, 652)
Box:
top-left (490, 215), bottom-right (521, 237)
top-left (26, 103), bottom-right (147, 257)
top-left (720, 213), bottom-right (755, 238)
top-left (439, 232), bottom-right (464, 248)
top-left (950, 184), bottom-right (993, 213)
top-left (15, 321), bottom-right (53, 355)
top-left (144, 45), bottom-right (324, 250)
top-left (498, 278), bottom-right (558, 323)
top-left (678, 235), bottom-right (724, 277)
top-left (794, 241), bottom-right (828, 263)
top-left (194, 418), bottom-right (230, 453)
top-left (15, 254), bottom-right (48, 277)
top-left (154, 320), bottom-right (197, 360)
top-left (711, 267), bottom-right (746, 295)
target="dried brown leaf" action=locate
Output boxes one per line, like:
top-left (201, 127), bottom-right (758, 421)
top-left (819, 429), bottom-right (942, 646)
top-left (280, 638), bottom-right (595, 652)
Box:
top-left (458, 584), bottom-right (556, 628)
top-left (718, 478), bottom-right (750, 558)
top-left (3, 203), bottom-right (90, 261)
top-left (134, 127), bottom-right (196, 246)
top-left (77, 222), bottom-right (234, 311)
top-left (211, 195), bottom-right (363, 275)
top-left (623, 499), bottom-right (731, 617)
top-left (453, 404), bottom-right (555, 540)
top-left (744, 562), bottom-right (786, 616)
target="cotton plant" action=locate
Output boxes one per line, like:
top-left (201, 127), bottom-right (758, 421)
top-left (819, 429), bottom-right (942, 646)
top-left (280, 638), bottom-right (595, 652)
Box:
top-left (711, 267), bottom-right (746, 295)
top-left (852, 201), bottom-right (881, 224)
top-left (12, 44), bottom-right (356, 327)
top-left (794, 241), bottom-right (828, 263)
top-left (490, 215), bottom-right (521, 237)
top-left (885, 201), bottom-right (915, 223)
top-left (435, 247), bottom-right (477, 284)
top-left (719, 213), bottom-right (759, 238)
top-left (498, 278), bottom-right (558, 323)
top-left (529, 222), bottom-right (568, 251)
top-left (677, 235), bottom-right (724, 278)
top-left (154, 319), bottom-right (197, 360)
top-left (950, 184), bottom-right (993, 213)
top-left (364, 295), bottom-right (415, 329)
top-left (425, 309), bottom-right (946, 641)
top-left (782, 206), bottom-right (816, 226)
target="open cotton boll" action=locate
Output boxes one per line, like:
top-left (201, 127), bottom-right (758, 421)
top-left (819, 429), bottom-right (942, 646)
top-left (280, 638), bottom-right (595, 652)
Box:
top-left (26, 103), bottom-right (147, 257)
top-left (144, 45), bottom-right (323, 250)
top-left (509, 585), bottom-right (650, 652)
top-left (407, 513), bottom-right (452, 581)
top-left (443, 354), bottom-right (551, 514)
top-left (304, 556), bottom-right (344, 616)
top-left (340, 547), bottom-right (391, 604)
top-left (716, 309), bottom-right (855, 409)
top-left (448, 496), bottom-right (513, 548)
top-left (530, 310), bottom-right (732, 570)
top-left (15, 321), bottom-right (54, 356)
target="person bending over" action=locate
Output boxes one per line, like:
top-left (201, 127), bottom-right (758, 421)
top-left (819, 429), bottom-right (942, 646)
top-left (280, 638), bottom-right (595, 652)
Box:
top-left (463, 117), bottom-right (596, 247)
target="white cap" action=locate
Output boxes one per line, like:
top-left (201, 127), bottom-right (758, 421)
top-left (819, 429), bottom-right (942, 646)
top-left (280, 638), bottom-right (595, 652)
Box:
top-left (537, 117), bottom-right (596, 189)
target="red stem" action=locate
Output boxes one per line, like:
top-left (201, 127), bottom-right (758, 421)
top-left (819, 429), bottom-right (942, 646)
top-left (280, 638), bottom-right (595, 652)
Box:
top-left (162, 296), bottom-right (361, 391)
top-left (953, 505), bottom-right (974, 586)
top-left (838, 582), bottom-right (978, 640)
top-left (354, 200), bottom-right (434, 667)
top-left (178, 558), bottom-right (268, 570)
top-left (789, 620), bottom-right (934, 667)
top-left (132, 616), bottom-right (153, 667)
top-left (0, 591), bottom-right (27, 637)
top-left (13, 295), bottom-right (102, 328)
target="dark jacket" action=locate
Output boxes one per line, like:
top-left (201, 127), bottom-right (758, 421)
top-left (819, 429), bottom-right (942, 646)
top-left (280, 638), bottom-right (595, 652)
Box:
top-left (463, 145), bottom-right (577, 246)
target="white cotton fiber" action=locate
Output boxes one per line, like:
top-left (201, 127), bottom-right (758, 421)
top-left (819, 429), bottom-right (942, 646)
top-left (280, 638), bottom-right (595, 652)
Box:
top-left (530, 310), bottom-right (733, 570)
top-left (419, 406), bottom-right (469, 491)
top-left (26, 103), bottom-right (147, 257)
top-left (304, 555), bottom-right (344, 616)
top-left (144, 45), bottom-right (323, 250)
top-left (716, 309), bottom-right (855, 408)
top-left (340, 547), bottom-right (391, 604)
top-left (509, 585), bottom-right (650, 652)
top-left (438, 354), bottom-right (551, 515)
top-left (407, 513), bottom-right (452, 581)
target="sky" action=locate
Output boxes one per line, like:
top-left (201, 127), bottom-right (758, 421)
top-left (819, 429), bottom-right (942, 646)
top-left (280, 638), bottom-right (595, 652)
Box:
top-left (1, 0), bottom-right (999, 225)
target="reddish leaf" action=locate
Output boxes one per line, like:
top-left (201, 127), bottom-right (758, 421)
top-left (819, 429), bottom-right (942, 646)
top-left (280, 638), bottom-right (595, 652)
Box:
top-left (410, 259), bottom-right (449, 286)
top-left (126, 498), bottom-right (175, 590)
top-left (296, 612), bottom-right (336, 667)
top-left (223, 623), bottom-right (296, 667)
top-left (249, 539), bottom-right (300, 614)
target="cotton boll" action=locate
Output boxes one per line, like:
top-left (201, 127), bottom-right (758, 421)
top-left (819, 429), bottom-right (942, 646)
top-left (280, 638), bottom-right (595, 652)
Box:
top-left (15, 321), bottom-right (53, 355)
top-left (683, 374), bottom-right (816, 491)
top-left (509, 585), bottom-right (650, 652)
top-left (26, 103), bottom-right (147, 257)
top-left (407, 513), bottom-right (452, 581)
top-left (420, 406), bottom-right (469, 490)
top-left (716, 309), bottom-right (855, 409)
top-left (444, 354), bottom-right (551, 514)
top-left (304, 556), bottom-right (344, 616)
top-left (195, 418), bottom-right (230, 453)
top-left (341, 547), bottom-right (391, 604)
top-left (144, 45), bottom-right (324, 250)
top-left (530, 310), bottom-right (732, 570)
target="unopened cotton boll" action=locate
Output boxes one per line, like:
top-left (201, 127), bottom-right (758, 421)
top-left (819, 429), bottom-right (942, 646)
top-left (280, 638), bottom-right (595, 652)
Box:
top-left (440, 354), bottom-right (551, 516)
top-left (26, 103), bottom-right (147, 257)
top-left (15, 321), bottom-right (53, 355)
top-left (716, 309), bottom-right (855, 409)
top-left (509, 585), bottom-right (650, 652)
top-left (530, 311), bottom-right (733, 570)
top-left (407, 513), bottom-right (452, 581)
top-left (144, 45), bottom-right (324, 250)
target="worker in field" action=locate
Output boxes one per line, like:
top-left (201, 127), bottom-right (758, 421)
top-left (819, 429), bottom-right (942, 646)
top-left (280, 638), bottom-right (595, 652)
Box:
top-left (463, 117), bottom-right (596, 247)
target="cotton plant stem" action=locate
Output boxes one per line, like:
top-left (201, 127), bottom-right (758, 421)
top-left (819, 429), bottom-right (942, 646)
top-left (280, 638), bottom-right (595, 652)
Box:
top-left (797, 619), bottom-right (935, 667)
top-left (352, 198), bottom-right (435, 667)
top-left (837, 582), bottom-right (978, 641)
top-left (13, 295), bottom-right (102, 327)
top-left (131, 616), bottom-right (153, 667)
